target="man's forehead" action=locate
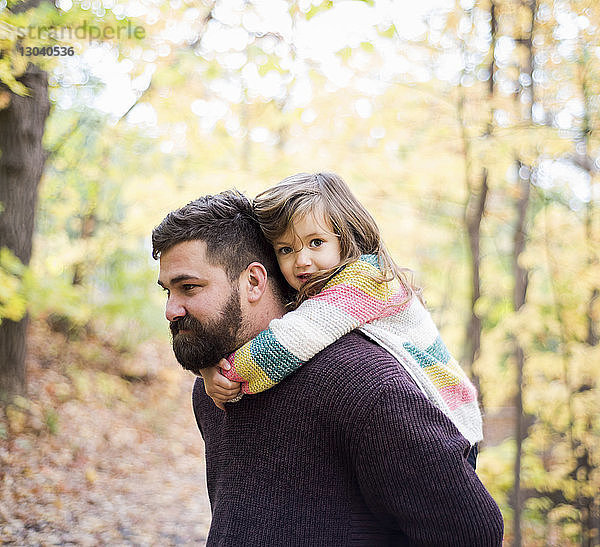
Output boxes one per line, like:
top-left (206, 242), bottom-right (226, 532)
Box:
top-left (158, 240), bottom-right (225, 284)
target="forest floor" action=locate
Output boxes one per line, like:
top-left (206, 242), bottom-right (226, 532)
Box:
top-left (0, 319), bottom-right (212, 546)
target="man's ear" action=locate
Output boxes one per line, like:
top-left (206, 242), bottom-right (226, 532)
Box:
top-left (242, 262), bottom-right (268, 303)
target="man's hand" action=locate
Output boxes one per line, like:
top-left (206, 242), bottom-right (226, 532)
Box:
top-left (199, 360), bottom-right (241, 410)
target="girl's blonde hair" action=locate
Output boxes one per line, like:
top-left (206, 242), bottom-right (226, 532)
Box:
top-left (253, 172), bottom-right (422, 307)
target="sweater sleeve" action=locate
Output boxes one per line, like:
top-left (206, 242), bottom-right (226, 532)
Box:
top-left (352, 378), bottom-right (504, 546)
top-left (222, 255), bottom-right (409, 395)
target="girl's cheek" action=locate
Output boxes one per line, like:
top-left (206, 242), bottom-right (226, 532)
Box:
top-left (275, 256), bottom-right (293, 278)
top-left (276, 253), bottom-right (292, 265)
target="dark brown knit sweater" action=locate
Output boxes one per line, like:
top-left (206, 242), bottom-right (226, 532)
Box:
top-left (192, 331), bottom-right (504, 546)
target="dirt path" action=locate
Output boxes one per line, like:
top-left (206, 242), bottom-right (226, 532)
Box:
top-left (1, 324), bottom-right (212, 545)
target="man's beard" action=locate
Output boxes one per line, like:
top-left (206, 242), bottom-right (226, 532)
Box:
top-left (170, 288), bottom-right (244, 375)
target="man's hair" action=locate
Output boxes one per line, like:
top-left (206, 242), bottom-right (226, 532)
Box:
top-left (152, 190), bottom-right (287, 297)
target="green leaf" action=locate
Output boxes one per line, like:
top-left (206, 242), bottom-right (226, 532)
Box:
top-left (378, 24), bottom-right (396, 39)
top-left (0, 247), bottom-right (27, 323)
top-left (305, 1), bottom-right (334, 21)
top-left (0, 58), bottom-right (29, 96)
top-left (338, 46), bottom-right (352, 61)
top-left (360, 41), bottom-right (374, 53)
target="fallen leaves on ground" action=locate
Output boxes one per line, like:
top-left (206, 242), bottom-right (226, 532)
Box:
top-left (0, 320), bottom-right (211, 545)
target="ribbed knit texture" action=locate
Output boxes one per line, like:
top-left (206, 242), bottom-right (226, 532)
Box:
top-left (222, 255), bottom-right (483, 445)
top-left (193, 332), bottom-right (504, 546)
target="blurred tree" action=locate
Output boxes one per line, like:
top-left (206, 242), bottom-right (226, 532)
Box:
top-left (0, 0), bottom-right (145, 398)
top-left (419, 1), bottom-right (599, 543)
top-left (510, 158), bottom-right (532, 547)
top-left (0, 63), bottom-right (50, 399)
top-left (456, 1), bottom-right (496, 394)
top-left (508, 2), bottom-right (536, 544)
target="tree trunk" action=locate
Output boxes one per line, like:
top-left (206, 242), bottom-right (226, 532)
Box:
top-left (0, 63), bottom-right (50, 400)
top-left (514, 0), bottom-right (537, 120)
top-left (510, 159), bottom-right (531, 547)
top-left (458, 0), bottom-right (496, 392)
top-left (512, 342), bottom-right (525, 547)
top-left (463, 167), bottom-right (488, 395)
top-left (510, 0), bottom-right (537, 537)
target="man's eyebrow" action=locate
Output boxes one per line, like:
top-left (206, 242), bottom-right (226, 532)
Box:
top-left (157, 275), bottom-right (202, 288)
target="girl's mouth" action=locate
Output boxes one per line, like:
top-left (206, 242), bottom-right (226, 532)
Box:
top-left (296, 273), bottom-right (312, 283)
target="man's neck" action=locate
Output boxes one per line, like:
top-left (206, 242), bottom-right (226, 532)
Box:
top-left (243, 288), bottom-right (286, 340)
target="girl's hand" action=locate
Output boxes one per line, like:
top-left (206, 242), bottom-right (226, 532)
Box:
top-left (199, 360), bottom-right (241, 410)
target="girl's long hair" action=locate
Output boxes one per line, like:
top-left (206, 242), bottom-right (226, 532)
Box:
top-left (253, 172), bottom-right (422, 308)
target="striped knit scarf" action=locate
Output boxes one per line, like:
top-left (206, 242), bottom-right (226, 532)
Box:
top-left (223, 255), bottom-right (483, 445)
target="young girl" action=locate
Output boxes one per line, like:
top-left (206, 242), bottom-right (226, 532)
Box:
top-left (200, 172), bottom-right (483, 461)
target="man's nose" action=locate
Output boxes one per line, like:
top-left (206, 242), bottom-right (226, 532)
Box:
top-left (165, 295), bottom-right (186, 322)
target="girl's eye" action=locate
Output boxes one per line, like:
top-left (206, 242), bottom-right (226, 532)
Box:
top-left (278, 246), bottom-right (293, 255)
top-left (310, 238), bottom-right (324, 248)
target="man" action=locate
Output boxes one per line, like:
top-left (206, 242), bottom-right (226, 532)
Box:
top-left (153, 190), bottom-right (504, 546)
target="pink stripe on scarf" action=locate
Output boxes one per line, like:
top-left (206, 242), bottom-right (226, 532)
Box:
top-left (439, 383), bottom-right (478, 410)
top-left (316, 284), bottom-right (407, 323)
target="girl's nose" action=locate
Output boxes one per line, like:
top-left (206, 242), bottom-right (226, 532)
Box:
top-left (294, 247), bottom-right (311, 267)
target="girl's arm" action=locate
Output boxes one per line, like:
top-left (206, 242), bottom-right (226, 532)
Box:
top-left (223, 255), bottom-right (409, 395)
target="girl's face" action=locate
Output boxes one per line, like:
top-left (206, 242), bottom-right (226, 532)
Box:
top-left (273, 211), bottom-right (342, 290)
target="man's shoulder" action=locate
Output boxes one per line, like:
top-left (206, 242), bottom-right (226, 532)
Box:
top-left (193, 331), bottom-right (422, 419)
top-left (311, 330), bottom-right (396, 367)
top-left (305, 330), bottom-right (416, 394)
